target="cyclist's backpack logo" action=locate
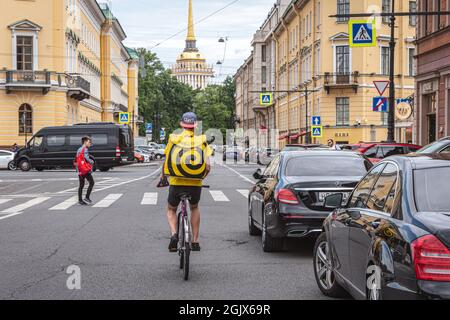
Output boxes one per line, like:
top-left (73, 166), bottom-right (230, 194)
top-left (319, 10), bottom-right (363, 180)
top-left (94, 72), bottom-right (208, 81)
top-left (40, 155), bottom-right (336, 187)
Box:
top-left (164, 134), bottom-right (208, 179)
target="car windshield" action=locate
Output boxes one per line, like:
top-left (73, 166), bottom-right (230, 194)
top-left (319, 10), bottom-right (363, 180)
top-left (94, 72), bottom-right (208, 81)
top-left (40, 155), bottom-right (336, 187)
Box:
top-left (414, 167), bottom-right (450, 213)
top-left (285, 156), bottom-right (368, 177)
top-left (417, 141), bottom-right (449, 154)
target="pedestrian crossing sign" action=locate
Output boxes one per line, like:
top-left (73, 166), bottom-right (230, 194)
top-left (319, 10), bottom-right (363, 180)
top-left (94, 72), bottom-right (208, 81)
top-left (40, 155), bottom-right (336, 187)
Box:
top-left (260, 93), bottom-right (273, 106)
top-left (119, 112), bottom-right (130, 124)
top-left (349, 20), bottom-right (376, 47)
top-left (311, 126), bottom-right (323, 138)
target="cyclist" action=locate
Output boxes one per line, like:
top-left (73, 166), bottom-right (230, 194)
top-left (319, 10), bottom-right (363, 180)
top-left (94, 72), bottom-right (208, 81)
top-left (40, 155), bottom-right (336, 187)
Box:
top-left (160, 112), bottom-right (213, 253)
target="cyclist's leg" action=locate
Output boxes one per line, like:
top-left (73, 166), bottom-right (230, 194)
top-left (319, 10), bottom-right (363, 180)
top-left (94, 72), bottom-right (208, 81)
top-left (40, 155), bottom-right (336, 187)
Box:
top-left (188, 187), bottom-right (202, 244)
top-left (167, 186), bottom-right (181, 236)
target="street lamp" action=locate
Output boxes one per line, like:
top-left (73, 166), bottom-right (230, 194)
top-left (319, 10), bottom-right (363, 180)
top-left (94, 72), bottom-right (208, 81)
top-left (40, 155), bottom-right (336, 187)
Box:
top-left (216, 36), bottom-right (229, 78)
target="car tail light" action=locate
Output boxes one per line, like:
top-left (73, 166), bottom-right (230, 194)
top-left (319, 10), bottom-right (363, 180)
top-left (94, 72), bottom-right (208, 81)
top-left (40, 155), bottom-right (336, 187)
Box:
top-left (276, 189), bottom-right (300, 205)
top-left (411, 234), bottom-right (450, 282)
top-left (116, 146), bottom-right (121, 158)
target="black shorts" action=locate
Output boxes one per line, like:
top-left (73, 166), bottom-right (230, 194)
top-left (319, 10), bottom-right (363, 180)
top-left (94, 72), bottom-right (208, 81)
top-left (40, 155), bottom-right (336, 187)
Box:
top-left (168, 186), bottom-right (202, 207)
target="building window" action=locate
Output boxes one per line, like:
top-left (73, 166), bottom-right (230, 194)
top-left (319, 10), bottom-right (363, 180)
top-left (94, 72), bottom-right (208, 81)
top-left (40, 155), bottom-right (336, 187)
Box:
top-left (18, 104), bottom-right (32, 134)
top-left (337, 0), bottom-right (350, 22)
top-left (336, 97), bottom-right (350, 126)
top-left (382, 0), bottom-right (391, 24)
top-left (261, 45), bottom-right (267, 62)
top-left (434, 0), bottom-right (442, 32)
top-left (408, 48), bottom-right (415, 76)
top-left (336, 45), bottom-right (350, 74)
top-left (316, 1), bottom-right (321, 27)
top-left (261, 66), bottom-right (267, 84)
top-left (17, 36), bottom-right (33, 71)
top-left (381, 46), bottom-right (390, 75)
top-left (409, 1), bottom-right (417, 26)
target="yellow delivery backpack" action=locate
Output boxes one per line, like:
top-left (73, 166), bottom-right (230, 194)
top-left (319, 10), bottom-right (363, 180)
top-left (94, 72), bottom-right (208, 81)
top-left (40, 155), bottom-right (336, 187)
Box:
top-left (163, 133), bottom-right (209, 179)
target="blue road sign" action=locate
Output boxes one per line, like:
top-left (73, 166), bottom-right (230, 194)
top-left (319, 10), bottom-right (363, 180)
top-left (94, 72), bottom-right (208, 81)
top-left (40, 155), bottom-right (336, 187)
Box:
top-left (312, 116), bottom-right (321, 126)
top-left (119, 112), bottom-right (130, 124)
top-left (145, 123), bottom-right (153, 131)
top-left (311, 126), bottom-right (323, 138)
top-left (160, 128), bottom-right (166, 140)
top-left (373, 97), bottom-right (388, 112)
top-left (349, 20), bottom-right (376, 47)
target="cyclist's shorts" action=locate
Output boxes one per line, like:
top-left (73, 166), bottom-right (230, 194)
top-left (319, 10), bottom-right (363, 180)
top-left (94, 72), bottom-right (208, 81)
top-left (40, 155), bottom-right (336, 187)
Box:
top-left (168, 185), bottom-right (202, 207)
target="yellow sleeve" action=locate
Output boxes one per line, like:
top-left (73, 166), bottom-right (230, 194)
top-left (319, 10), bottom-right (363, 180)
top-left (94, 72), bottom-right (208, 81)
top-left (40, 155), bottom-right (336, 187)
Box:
top-left (205, 144), bottom-right (213, 157)
top-left (164, 138), bottom-right (173, 156)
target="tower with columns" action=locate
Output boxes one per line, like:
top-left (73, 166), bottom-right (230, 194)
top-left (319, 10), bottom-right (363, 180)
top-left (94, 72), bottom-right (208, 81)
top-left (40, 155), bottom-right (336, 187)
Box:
top-left (172, 0), bottom-right (214, 90)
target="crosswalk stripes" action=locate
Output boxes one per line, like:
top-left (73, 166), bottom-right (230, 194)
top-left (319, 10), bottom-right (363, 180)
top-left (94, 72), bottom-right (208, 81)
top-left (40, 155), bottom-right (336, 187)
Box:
top-left (0, 188), bottom-right (251, 216)
top-left (49, 196), bottom-right (78, 211)
top-left (209, 190), bottom-right (230, 202)
top-left (141, 193), bottom-right (158, 205)
top-left (236, 189), bottom-right (249, 198)
top-left (1, 197), bottom-right (50, 214)
top-left (93, 194), bottom-right (123, 208)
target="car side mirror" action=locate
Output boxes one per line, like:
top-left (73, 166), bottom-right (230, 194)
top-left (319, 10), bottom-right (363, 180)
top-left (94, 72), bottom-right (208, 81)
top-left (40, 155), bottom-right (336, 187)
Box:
top-left (253, 168), bottom-right (264, 180)
top-left (324, 193), bottom-right (343, 209)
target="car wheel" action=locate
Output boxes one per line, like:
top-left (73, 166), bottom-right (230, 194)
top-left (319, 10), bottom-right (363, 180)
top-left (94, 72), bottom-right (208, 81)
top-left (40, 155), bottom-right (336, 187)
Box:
top-left (19, 159), bottom-right (31, 172)
top-left (36, 167), bottom-right (44, 172)
top-left (248, 202), bottom-right (261, 236)
top-left (99, 168), bottom-right (110, 172)
top-left (313, 232), bottom-right (346, 298)
top-left (261, 203), bottom-right (284, 252)
top-left (7, 161), bottom-right (16, 171)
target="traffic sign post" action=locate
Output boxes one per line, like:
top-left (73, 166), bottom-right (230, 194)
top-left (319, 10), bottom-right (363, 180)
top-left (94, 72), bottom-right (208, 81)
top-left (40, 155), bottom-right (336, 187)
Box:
top-left (349, 20), bottom-right (376, 47)
top-left (119, 112), bottom-right (131, 124)
top-left (373, 97), bottom-right (389, 112)
top-left (312, 116), bottom-right (321, 126)
top-left (260, 93), bottom-right (273, 106)
top-left (311, 126), bottom-right (323, 139)
top-left (145, 123), bottom-right (153, 134)
top-left (160, 128), bottom-right (166, 141)
top-left (373, 81), bottom-right (390, 96)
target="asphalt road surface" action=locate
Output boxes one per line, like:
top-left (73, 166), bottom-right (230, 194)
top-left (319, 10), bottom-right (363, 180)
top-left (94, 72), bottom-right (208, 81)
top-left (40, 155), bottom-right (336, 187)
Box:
top-left (0, 160), bottom-right (329, 300)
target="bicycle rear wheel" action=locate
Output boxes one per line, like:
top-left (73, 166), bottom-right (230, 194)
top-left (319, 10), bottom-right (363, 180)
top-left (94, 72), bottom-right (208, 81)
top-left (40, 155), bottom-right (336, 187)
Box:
top-left (183, 209), bottom-right (191, 281)
top-left (178, 212), bottom-right (184, 270)
top-left (184, 242), bottom-right (190, 281)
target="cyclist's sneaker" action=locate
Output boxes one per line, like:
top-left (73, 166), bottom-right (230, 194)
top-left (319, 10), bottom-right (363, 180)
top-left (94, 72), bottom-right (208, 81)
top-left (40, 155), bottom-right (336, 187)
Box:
top-left (168, 235), bottom-right (179, 252)
top-left (191, 243), bottom-right (201, 252)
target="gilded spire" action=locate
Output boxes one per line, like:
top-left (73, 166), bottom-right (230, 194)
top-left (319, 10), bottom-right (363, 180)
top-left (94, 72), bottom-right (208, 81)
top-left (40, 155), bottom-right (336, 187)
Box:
top-left (186, 0), bottom-right (195, 41)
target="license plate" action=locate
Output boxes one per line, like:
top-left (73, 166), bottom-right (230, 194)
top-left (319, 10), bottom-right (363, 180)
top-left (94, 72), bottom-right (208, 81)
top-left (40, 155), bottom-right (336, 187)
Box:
top-left (318, 192), bottom-right (350, 202)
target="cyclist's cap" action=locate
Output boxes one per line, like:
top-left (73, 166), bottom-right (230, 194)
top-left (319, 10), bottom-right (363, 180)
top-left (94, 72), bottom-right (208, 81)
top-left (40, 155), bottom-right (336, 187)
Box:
top-left (180, 112), bottom-right (197, 129)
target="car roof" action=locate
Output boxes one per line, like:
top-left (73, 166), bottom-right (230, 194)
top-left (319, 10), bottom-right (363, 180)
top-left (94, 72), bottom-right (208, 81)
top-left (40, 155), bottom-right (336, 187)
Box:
top-left (384, 154), bottom-right (450, 170)
top-left (282, 150), bottom-right (363, 158)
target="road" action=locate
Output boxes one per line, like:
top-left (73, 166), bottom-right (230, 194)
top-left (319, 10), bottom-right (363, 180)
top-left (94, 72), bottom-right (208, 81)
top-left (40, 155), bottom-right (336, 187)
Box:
top-left (0, 161), bottom-right (327, 300)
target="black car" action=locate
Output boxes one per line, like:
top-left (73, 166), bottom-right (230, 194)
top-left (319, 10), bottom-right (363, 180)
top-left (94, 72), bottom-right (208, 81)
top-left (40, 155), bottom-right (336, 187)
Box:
top-left (248, 150), bottom-right (372, 252)
top-left (314, 154), bottom-right (450, 300)
top-left (416, 137), bottom-right (450, 154)
top-left (14, 123), bottom-right (134, 172)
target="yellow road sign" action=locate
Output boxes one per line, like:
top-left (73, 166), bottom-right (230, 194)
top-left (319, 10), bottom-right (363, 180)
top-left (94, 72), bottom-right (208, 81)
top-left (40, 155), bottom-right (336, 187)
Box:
top-left (260, 93), bottom-right (273, 106)
top-left (119, 112), bottom-right (131, 124)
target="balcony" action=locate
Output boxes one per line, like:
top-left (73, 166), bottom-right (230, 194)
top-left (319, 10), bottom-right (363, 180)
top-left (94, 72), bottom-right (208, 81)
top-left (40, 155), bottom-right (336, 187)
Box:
top-left (323, 72), bottom-right (359, 94)
top-left (66, 75), bottom-right (91, 101)
top-left (5, 70), bottom-right (51, 94)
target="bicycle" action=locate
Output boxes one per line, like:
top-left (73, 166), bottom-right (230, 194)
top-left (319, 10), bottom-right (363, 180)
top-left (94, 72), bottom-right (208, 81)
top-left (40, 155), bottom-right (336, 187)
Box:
top-left (176, 185), bottom-right (209, 281)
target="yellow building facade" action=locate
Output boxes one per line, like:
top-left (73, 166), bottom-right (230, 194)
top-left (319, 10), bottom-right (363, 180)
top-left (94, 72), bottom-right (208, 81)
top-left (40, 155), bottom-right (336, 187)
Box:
top-left (0, 0), bottom-right (139, 148)
top-left (272, 0), bottom-right (416, 147)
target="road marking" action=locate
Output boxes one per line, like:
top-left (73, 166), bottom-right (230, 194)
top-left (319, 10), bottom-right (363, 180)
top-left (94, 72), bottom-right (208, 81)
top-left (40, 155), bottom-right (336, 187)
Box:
top-left (209, 190), bottom-right (230, 202)
top-left (221, 164), bottom-right (255, 184)
top-left (237, 189), bottom-right (249, 198)
top-left (0, 199), bottom-right (12, 205)
top-left (141, 192), bottom-right (158, 205)
top-left (1, 197), bottom-right (50, 214)
top-left (49, 196), bottom-right (78, 211)
top-left (93, 194), bottom-right (123, 208)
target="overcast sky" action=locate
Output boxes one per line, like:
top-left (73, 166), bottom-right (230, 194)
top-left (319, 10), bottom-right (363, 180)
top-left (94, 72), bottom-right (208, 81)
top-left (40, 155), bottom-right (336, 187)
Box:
top-left (108, 0), bottom-right (275, 83)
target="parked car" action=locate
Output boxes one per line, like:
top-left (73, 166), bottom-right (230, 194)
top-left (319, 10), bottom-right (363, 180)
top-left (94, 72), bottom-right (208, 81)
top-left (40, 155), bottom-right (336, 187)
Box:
top-left (223, 146), bottom-right (242, 162)
top-left (13, 123), bottom-right (134, 172)
top-left (135, 147), bottom-right (156, 161)
top-left (140, 145), bottom-right (165, 160)
top-left (314, 154), bottom-right (450, 300)
top-left (0, 150), bottom-right (16, 170)
top-left (248, 150), bottom-right (372, 252)
top-left (134, 151), bottom-right (145, 163)
top-left (258, 147), bottom-right (279, 165)
top-left (346, 142), bottom-right (422, 163)
top-left (244, 146), bottom-right (259, 163)
top-left (416, 137), bottom-right (450, 154)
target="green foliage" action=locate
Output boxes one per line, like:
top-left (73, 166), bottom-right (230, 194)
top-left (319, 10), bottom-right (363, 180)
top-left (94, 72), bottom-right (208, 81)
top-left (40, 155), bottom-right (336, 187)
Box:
top-left (137, 48), bottom-right (236, 141)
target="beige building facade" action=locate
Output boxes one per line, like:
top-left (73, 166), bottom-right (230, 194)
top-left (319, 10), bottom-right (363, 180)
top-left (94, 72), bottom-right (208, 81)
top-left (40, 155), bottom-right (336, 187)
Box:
top-left (236, 0), bottom-right (416, 147)
top-left (0, 0), bottom-right (139, 148)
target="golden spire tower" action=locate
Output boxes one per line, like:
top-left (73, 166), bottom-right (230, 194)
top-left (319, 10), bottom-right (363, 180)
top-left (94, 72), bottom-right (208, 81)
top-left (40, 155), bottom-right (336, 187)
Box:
top-left (172, 0), bottom-right (214, 90)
